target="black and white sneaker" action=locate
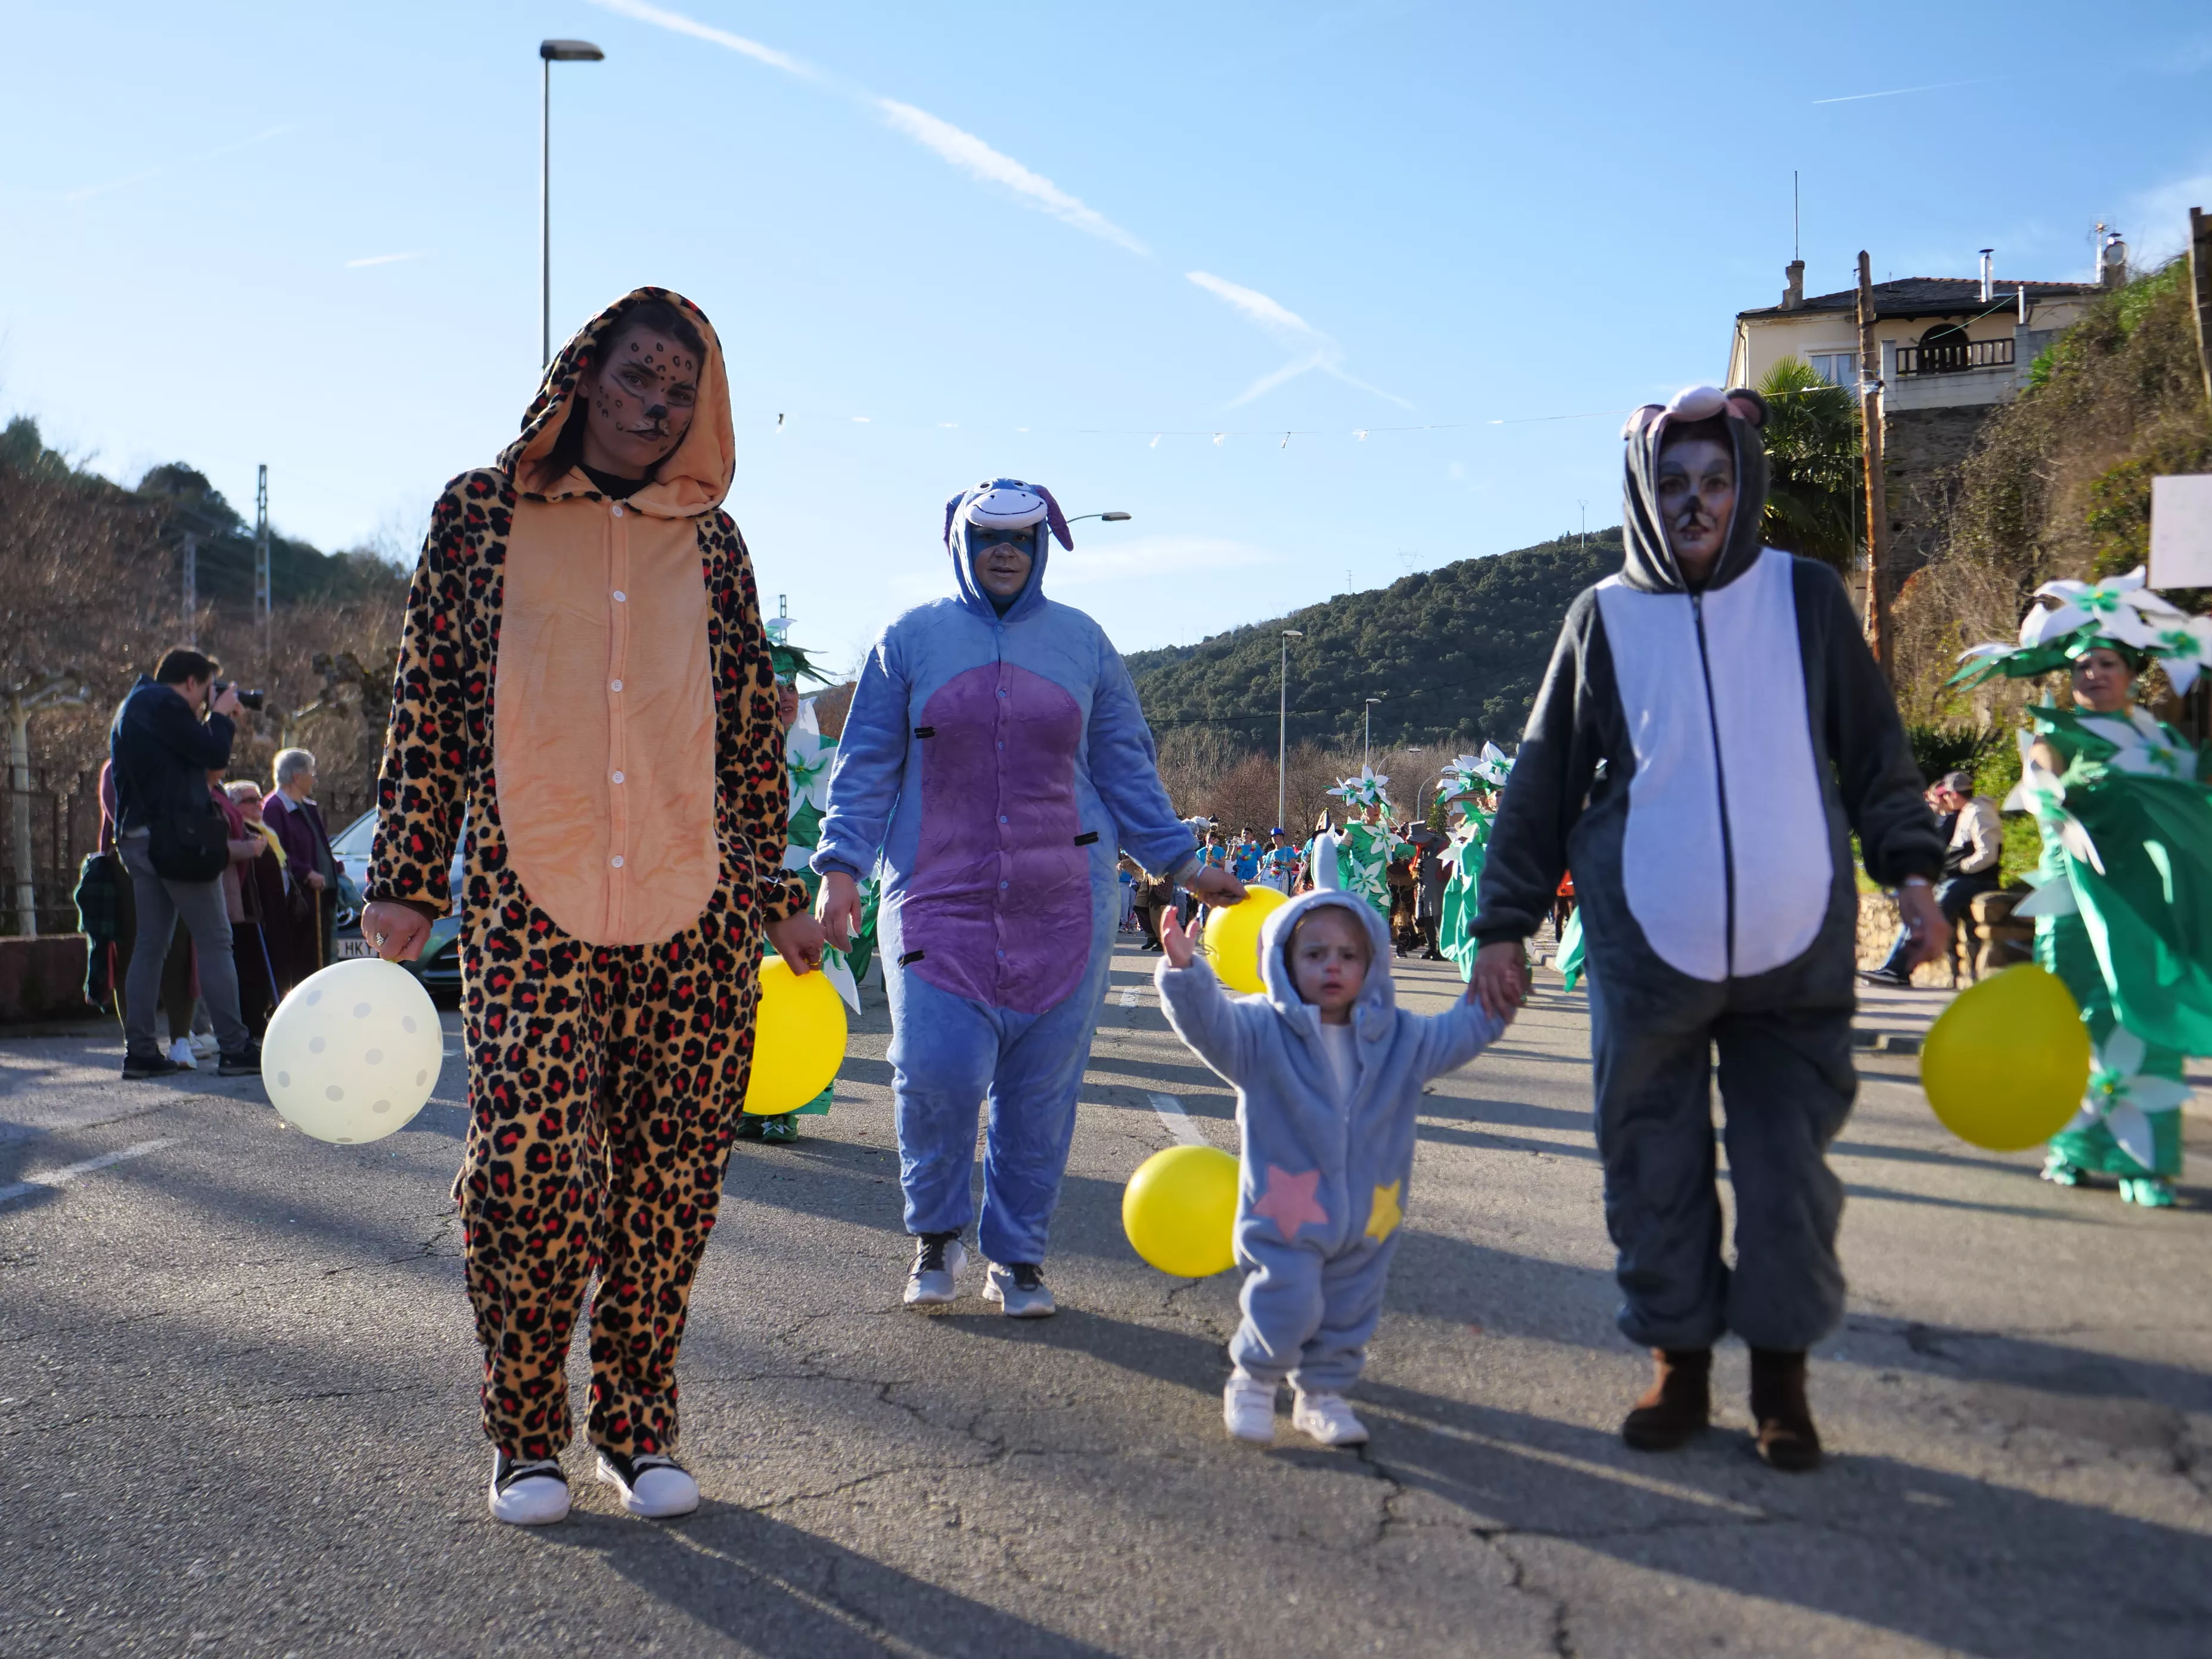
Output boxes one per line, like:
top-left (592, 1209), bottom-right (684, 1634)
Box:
top-left (489, 1452), bottom-right (570, 1526)
top-left (217, 1042), bottom-right (262, 1078)
top-left (904, 1231), bottom-right (967, 1307)
top-left (596, 1450), bottom-right (699, 1518)
top-left (122, 1049), bottom-right (183, 1080)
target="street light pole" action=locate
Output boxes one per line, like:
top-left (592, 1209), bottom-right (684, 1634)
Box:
top-left (1363, 695), bottom-right (1385, 768)
top-left (1064, 511), bottom-right (1133, 525)
top-left (1277, 629), bottom-right (1303, 830)
top-left (540, 39), bottom-right (605, 368)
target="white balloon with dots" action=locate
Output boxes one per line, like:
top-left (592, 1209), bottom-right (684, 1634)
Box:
top-left (261, 958), bottom-right (446, 1144)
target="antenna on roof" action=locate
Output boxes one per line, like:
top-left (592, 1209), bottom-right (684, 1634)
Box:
top-left (1793, 170), bottom-right (1800, 262)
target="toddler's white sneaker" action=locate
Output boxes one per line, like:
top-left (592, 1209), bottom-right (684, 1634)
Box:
top-left (1223, 1372), bottom-right (1277, 1443)
top-left (1291, 1391), bottom-right (1369, 1447)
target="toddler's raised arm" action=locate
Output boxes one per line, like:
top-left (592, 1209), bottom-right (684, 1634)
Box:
top-left (1154, 956), bottom-right (1262, 1085)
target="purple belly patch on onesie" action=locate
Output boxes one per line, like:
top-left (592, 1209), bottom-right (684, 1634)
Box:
top-left (905, 661), bottom-right (1089, 1014)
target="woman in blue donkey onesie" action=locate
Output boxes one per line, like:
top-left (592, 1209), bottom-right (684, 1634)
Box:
top-left (814, 479), bottom-right (1244, 1316)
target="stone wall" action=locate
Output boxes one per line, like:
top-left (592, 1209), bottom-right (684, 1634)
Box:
top-left (0, 935), bottom-right (97, 1023)
top-left (1882, 402), bottom-right (1997, 585)
top-left (1856, 892), bottom-right (1957, 988)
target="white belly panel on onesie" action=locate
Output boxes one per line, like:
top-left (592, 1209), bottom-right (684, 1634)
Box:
top-left (1595, 548), bottom-right (1831, 983)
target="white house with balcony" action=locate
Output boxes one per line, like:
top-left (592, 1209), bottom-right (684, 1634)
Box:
top-left (1728, 253), bottom-right (2115, 582)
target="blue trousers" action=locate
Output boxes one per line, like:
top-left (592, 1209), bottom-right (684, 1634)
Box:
top-left (884, 924), bottom-right (1114, 1266)
top-left (1230, 1231), bottom-right (1400, 1393)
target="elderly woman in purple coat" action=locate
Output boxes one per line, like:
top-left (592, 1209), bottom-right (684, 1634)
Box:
top-left (815, 480), bottom-right (1244, 1316)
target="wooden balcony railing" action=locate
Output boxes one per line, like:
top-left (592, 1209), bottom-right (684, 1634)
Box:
top-left (1896, 337), bottom-right (2015, 376)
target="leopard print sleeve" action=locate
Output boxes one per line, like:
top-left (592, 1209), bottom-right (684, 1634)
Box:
top-left (704, 511), bottom-right (809, 927)
top-left (366, 471), bottom-right (488, 913)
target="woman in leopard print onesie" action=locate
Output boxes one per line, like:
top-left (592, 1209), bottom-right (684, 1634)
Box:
top-left (361, 288), bottom-right (825, 1527)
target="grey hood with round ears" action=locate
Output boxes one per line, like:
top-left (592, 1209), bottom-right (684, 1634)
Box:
top-left (1617, 385), bottom-right (1772, 595)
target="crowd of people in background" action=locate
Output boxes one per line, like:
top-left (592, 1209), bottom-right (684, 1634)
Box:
top-left (89, 647), bottom-right (344, 1079)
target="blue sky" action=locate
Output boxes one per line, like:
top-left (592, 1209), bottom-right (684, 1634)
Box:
top-left (4, 1), bottom-right (2208, 666)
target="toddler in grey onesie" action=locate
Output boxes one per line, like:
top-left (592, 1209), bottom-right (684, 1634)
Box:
top-left (1155, 888), bottom-right (1503, 1446)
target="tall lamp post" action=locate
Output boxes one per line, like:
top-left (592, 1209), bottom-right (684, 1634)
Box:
top-left (1363, 694), bottom-right (1385, 768)
top-left (1277, 629), bottom-right (1304, 830)
top-left (540, 39), bottom-right (605, 368)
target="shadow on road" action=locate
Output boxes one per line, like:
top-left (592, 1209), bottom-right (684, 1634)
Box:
top-left (536, 1499), bottom-right (1120, 1658)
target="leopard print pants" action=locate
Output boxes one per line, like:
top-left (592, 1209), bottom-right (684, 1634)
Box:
top-left (453, 805), bottom-right (758, 1462)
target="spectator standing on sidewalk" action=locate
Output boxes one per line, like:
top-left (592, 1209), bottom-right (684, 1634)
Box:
top-left (1860, 772), bottom-right (1997, 987)
top-left (107, 650), bottom-right (260, 1079)
top-left (264, 748), bottom-right (339, 973)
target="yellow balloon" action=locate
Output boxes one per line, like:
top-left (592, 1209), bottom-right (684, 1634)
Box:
top-left (743, 957), bottom-right (849, 1116)
top-left (1198, 885), bottom-right (1289, 994)
top-left (1919, 963), bottom-right (2091, 1151)
top-left (263, 958), bottom-right (444, 1145)
top-left (1122, 1144), bottom-right (1239, 1278)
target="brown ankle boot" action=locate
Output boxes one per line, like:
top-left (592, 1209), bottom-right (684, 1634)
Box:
top-left (1749, 1348), bottom-right (1822, 1472)
top-left (1621, 1348), bottom-right (1711, 1451)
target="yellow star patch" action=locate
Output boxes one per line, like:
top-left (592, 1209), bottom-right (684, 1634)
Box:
top-left (1365, 1180), bottom-right (1403, 1242)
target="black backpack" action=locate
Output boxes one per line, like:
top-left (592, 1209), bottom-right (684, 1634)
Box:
top-left (147, 784), bottom-right (229, 883)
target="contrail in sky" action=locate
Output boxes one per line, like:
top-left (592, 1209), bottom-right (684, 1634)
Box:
top-left (344, 251), bottom-right (429, 269)
top-left (1812, 78), bottom-right (1992, 105)
top-left (1187, 272), bottom-right (1411, 410)
top-left (587, 0), bottom-right (1145, 253)
top-left (65, 124), bottom-right (297, 202)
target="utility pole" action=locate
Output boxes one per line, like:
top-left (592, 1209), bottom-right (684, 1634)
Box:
top-left (181, 532), bottom-right (198, 648)
top-left (1277, 629), bottom-right (1303, 830)
top-left (254, 464), bottom-right (272, 660)
top-left (1363, 694), bottom-right (1385, 768)
top-left (540, 40), bottom-right (607, 366)
top-left (2189, 206), bottom-right (2212, 411)
top-left (1856, 252), bottom-right (1893, 680)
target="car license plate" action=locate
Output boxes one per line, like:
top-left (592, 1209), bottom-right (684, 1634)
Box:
top-left (335, 937), bottom-right (379, 960)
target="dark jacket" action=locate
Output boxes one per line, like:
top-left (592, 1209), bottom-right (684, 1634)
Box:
top-left (265, 791), bottom-right (335, 894)
top-left (1472, 392), bottom-right (1943, 980)
top-left (108, 676), bottom-right (235, 837)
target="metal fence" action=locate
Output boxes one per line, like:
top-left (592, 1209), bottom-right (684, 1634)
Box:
top-left (1, 769), bottom-right (372, 937)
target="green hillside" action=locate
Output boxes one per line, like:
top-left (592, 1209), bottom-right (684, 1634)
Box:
top-left (1125, 528), bottom-right (1622, 751)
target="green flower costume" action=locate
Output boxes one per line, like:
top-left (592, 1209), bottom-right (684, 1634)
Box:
top-left (1434, 747), bottom-right (1513, 982)
top-left (1952, 568), bottom-right (2212, 1205)
top-left (1324, 768), bottom-right (1407, 919)
top-left (745, 621), bottom-right (878, 1130)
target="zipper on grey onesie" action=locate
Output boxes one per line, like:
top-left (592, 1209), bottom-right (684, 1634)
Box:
top-left (1689, 591), bottom-right (1736, 979)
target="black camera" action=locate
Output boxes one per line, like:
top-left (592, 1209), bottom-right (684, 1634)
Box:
top-left (214, 681), bottom-right (267, 712)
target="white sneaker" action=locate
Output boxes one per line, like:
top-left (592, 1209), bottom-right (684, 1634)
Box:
top-left (597, 1450), bottom-right (700, 1518)
top-left (166, 1038), bottom-right (198, 1070)
top-left (488, 1453), bottom-right (570, 1525)
top-left (1291, 1391), bottom-right (1369, 1447)
top-left (982, 1261), bottom-right (1056, 1318)
top-left (188, 1030), bottom-right (219, 1058)
top-left (1223, 1372), bottom-right (1277, 1443)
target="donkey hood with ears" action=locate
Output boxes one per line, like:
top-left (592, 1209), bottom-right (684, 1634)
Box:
top-left (941, 479), bottom-right (1074, 625)
top-left (1617, 384), bottom-right (1771, 596)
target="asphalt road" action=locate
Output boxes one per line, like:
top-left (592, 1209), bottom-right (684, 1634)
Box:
top-left (3, 937), bottom-right (2209, 1658)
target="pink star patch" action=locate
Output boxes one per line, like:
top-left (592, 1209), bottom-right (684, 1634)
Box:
top-left (1251, 1164), bottom-right (1329, 1239)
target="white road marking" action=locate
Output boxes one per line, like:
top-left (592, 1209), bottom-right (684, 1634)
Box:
top-left (1118, 987), bottom-right (1141, 1008)
top-left (0, 1138), bottom-right (177, 1207)
top-left (1147, 1092), bottom-right (1207, 1148)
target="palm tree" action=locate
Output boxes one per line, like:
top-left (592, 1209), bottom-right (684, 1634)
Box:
top-left (1757, 358), bottom-right (1861, 573)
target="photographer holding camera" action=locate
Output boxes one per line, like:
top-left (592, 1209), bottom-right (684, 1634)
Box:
top-left (108, 648), bottom-right (261, 1079)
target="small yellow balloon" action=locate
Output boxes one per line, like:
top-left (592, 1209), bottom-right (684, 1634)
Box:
top-left (1919, 963), bottom-right (2091, 1151)
top-left (1122, 1144), bottom-right (1239, 1278)
top-left (1198, 886), bottom-right (1289, 994)
top-left (744, 958), bottom-right (848, 1116)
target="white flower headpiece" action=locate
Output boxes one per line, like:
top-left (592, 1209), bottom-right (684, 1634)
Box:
top-left (1327, 767), bottom-right (1391, 810)
top-left (1953, 567), bottom-right (2212, 695)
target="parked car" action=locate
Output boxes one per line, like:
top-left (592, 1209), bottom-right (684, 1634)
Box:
top-left (327, 809), bottom-right (465, 1004)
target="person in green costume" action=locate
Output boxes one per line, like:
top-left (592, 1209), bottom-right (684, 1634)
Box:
top-left (1323, 768), bottom-right (1410, 919)
top-left (1951, 567), bottom-right (2212, 1207)
top-left (738, 613), bottom-right (879, 1145)
top-left (1437, 745), bottom-right (1512, 982)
